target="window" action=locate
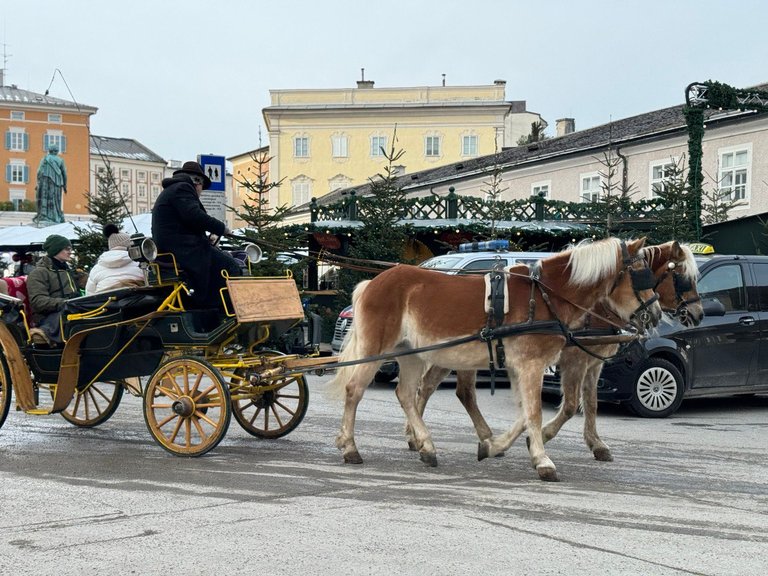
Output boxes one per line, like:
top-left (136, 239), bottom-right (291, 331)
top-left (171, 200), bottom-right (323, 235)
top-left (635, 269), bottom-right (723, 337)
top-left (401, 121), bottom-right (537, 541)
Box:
top-left (294, 136), bottom-right (309, 158)
top-left (580, 173), bottom-right (601, 202)
top-left (462, 135), bottom-right (478, 156)
top-left (332, 135), bottom-right (348, 158)
top-left (9, 189), bottom-right (25, 210)
top-left (719, 147), bottom-right (750, 201)
top-left (698, 264), bottom-right (746, 312)
top-left (532, 181), bottom-right (550, 199)
top-left (121, 168), bottom-right (131, 180)
top-left (329, 175), bottom-right (352, 192)
top-left (48, 113), bottom-right (62, 123)
top-left (6, 161), bottom-right (28, 184)
top-left (137, 170), bottom-right (147, 182)
top-left (370, 136), bottom-right (387, 157)
top-left (6, 128), bottom-right (28, 151)
top-left (121, 182), bottom-right (130, 195)
top-left (151, 185), bottom-right (160, 200)
top-left (425, 136), bottom-right (441, 157)
top-left (650, 161), bottom-right (676, 197)
top-left (291, 177), bottom-right (311, 206)
top-left (10, 111), bottom-right (24, 121)
top-left (151, 172), bottom-right (160, 183)
top-left (43, 131), bottom-right (66, 153)
top-left (138, 184), bottom-right (147, 198)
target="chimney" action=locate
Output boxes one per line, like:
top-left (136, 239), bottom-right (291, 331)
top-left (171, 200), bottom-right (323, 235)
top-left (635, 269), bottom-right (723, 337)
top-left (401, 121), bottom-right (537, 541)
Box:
top-left (493, 79), bottom-right (507, 86)
top-left (356, 67), bottom-right (374, 89)
top-left (556, 118), bottom-right (575, 137)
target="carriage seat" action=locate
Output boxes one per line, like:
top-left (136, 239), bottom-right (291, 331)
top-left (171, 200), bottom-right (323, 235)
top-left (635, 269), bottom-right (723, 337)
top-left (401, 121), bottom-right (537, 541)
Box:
top-left (0, 275), bottom-right (33, 324)
top-left (62, 286), bottom-right (168, 339)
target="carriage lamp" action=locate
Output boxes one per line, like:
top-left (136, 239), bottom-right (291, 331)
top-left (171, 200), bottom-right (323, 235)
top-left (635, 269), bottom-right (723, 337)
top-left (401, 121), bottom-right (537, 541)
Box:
top-left (128, 233), bottom-right (158, 263)
top-left (243, 243), bottom-right (262, 264)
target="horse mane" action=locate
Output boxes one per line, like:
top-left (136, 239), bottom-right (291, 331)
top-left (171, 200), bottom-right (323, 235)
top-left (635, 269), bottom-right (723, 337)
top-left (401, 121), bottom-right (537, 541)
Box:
top-left (565, 237), bottom-right (622, 287)
top-left (643, 242), bottom-right (698, 281)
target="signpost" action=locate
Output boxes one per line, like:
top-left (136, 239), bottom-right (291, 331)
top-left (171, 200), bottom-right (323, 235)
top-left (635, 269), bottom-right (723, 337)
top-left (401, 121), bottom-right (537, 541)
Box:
top-left (197, 154), bottom-right (226, 222)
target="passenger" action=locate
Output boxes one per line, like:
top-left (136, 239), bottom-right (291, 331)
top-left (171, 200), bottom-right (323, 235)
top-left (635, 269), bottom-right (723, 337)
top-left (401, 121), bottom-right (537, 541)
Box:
top-left (27, 234), bottom-right (87, 345)
top-left (151, 161), bottom-right (241, 306)
top-left (85, 224), bottom-right (145, 295)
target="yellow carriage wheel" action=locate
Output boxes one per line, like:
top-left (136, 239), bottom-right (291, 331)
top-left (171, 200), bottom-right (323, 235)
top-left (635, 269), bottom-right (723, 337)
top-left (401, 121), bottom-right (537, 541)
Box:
top-left (231, 352), bottom-right (309, 439)
top-left (0, 355), bottom-right (11, 430)
top-left (60, 380), bottom-right (124, 428)
top-left (143, 357), bottom-right (231, 457)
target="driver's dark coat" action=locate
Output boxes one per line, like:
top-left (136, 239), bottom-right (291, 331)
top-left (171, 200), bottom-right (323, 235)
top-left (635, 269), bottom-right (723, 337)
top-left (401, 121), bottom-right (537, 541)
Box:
top-left (151, 174), bottom-right (226, 293)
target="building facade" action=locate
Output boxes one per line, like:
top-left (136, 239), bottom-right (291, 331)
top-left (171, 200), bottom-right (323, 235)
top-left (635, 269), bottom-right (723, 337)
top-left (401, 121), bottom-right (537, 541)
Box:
top-left (253, 78), bottom-right (543, 210)
top-left (308, 98), bottom-right (768, 230)
top-left (1, 76), bottom-right (97, 216)
top-left (89, 136), bottom-right (167, 215)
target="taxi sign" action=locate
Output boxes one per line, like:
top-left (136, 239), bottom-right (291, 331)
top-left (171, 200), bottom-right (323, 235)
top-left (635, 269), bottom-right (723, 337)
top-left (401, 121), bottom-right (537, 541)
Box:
top-left (688, 242), bottom-right (715, 255)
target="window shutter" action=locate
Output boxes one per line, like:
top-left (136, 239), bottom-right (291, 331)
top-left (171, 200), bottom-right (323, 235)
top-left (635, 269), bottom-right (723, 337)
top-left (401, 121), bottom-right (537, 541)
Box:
top-left (61, 135), bottom-right (67, 153)
top-left (23, 166), bottom-right (29, 183)
top-left (23, 133), bottom-right (29, 151)
top-left (4, 131), bottom-right (9, 150)
top-left (43, 134), bottom-right (49, 151)
top-left (5, 164), bottom-right (11, 183)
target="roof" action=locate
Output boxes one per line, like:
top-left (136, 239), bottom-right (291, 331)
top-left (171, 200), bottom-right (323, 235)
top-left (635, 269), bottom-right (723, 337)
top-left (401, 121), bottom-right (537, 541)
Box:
top-left (90, 135), bottom-right (166, 164)
top-left (0, 84), bottom-right (97, 113)
top-left (310, 90), bottom-right (768, 211)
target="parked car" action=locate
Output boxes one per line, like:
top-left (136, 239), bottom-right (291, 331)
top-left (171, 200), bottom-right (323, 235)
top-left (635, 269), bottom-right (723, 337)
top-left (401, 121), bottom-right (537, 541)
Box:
top-left (331, 241), bottom-right (554, 382)
top-left (543, 253), bottom-right (768, 417)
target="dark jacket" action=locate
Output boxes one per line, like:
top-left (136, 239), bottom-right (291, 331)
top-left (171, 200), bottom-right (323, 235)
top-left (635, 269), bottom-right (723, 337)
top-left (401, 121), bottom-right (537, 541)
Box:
top-left (151, 174), bottom-right (228, 300)
top-left (27, 255), bottom-right (84, 324)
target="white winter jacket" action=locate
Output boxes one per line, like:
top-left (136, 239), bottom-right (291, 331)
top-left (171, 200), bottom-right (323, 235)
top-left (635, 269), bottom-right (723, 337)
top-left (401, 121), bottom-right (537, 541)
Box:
top-left (85, 249), bottom-right (145, 295)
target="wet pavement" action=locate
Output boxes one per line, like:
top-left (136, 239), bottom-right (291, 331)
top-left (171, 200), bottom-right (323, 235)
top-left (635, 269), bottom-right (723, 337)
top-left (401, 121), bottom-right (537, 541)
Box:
top-left (1, 374), bottom-right (767, 576)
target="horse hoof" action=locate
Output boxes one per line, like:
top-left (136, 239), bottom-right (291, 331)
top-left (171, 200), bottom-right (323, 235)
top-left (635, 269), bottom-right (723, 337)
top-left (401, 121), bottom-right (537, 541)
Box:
top-left (537, 467), bottom-right (560, 482)
top-left (593, 448), bottom-right (614, 462)
top-left (494, 451), bottom-right (505, 458)
top-left (419, 451), bottom-right (438, 467)
top-left (343, 452), bottom-right (363, 465)
top-left (477, 441), bottom-right (490, 461)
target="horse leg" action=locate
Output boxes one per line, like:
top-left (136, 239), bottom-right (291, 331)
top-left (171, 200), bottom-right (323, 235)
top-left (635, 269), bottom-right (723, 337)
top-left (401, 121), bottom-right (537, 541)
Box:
top-left (582, 353), bottom-right (614, 462)
top-left (405, 365), bottom-right (450, 451)
top-left (395, 357), bottom-right (438, 466)
top-left (519, 368), bottom-right (559, 481)
top-left (455, 370), bottom-right (495, 442)
top-left (477, 367), bottom-right (526, 460)
top-left (542, 348), bottom-right (586, 444)
top-left (335, 362), bottom-right (381, 464)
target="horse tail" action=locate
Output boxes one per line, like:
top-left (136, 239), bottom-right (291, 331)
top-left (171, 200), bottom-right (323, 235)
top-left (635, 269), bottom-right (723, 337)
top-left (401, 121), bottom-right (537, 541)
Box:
top-left (327, 280), bottom-right (372, 400)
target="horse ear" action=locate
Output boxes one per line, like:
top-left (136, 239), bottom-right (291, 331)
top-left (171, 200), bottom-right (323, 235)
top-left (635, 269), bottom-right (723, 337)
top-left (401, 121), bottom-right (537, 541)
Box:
top-left (636, 237), bottom-right (648, 248)
top-left (671, 240), bottom-right (682, 258)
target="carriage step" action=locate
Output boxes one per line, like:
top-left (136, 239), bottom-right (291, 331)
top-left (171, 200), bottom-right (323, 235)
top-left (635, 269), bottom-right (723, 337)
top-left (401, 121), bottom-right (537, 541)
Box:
top-left (25, 409), bottom-right (52, 415)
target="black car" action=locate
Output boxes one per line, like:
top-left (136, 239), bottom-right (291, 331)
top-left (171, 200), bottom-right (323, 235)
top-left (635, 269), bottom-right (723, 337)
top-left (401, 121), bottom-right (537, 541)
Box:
top-left (542, 254), bottom-right (768, 417)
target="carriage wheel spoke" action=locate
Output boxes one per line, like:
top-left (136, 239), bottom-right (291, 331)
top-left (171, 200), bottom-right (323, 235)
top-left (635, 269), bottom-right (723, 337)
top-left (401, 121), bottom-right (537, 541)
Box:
top-left (169, 416), bottom-right (183, 443)
top-left (190, 371), bottom-right (204, 397)
top-left (191, 416), bottom-right (208, 442)
top-left (195, 411), bottom-right (217, 427)
top-left (185, 418), bottom-right (192, 447)
top-left (157, 412), bottom-right (178, 429)
top-left (273, 399), bottom-right (296, 416)
top-left (194, 383), bottom-right (217, 402)
top-left (269, 405), bottom-right (284, 428)
top-left (248, 406), bottom-right (263, 426)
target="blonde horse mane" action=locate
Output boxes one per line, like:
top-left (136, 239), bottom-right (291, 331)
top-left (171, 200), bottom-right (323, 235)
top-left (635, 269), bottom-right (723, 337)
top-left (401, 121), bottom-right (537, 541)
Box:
top-left (566, 237), bottom-right (623, 287)
top-left (643, 242), bottom-right (698, 281)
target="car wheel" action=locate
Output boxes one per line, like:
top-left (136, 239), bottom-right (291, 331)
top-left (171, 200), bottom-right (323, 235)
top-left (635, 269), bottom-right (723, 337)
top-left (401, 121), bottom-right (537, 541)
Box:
top-left (374, 370), bottom-right (398, 383)
top-left (628, 358), bottom-right (684, 418)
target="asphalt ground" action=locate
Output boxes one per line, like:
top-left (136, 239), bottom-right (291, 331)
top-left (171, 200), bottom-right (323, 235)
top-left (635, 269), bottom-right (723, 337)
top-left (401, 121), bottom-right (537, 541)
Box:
top-left (0, 374), bottom-right (766, 576)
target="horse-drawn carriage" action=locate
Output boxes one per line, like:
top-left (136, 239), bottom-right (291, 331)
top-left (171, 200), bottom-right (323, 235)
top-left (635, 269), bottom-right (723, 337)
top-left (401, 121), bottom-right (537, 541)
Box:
top-left (0, 235), bottom-right (318, 456)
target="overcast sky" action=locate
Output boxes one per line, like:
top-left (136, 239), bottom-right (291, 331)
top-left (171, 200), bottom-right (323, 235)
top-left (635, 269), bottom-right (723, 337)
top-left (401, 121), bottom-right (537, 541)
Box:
top-left (6, 0), bottom-right (768, 163)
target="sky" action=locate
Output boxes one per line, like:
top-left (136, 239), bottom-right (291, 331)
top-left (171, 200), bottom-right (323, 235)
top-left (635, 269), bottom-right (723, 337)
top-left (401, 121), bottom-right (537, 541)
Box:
top-left (5, 0), bottom-right (768, 164)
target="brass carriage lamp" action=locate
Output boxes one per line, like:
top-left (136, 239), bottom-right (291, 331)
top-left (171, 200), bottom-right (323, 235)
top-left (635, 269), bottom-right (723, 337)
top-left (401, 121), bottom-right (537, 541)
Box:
top-left (128, 233), bottom-right (158, 263)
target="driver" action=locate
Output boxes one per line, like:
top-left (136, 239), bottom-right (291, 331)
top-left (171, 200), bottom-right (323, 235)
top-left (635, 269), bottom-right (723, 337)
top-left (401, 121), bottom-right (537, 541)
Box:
top-left (151, 161), bottom-right (241, 306)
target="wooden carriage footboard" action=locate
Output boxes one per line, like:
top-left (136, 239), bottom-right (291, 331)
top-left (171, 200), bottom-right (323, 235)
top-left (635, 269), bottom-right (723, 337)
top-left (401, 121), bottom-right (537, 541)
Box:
top-left (0, 323), bottom-right (35, 411)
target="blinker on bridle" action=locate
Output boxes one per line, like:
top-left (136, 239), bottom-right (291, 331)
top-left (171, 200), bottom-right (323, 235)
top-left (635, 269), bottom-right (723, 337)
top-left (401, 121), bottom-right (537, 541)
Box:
top-left (653, 260), bottom-right (701, 319)
top-left (615, 241), bottom-right (659, 326)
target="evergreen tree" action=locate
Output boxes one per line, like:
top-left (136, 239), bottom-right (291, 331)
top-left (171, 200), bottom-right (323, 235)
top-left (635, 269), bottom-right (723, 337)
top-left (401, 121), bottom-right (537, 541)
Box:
top-left (516, 120), bottom-right (550, 146)
top-left (336, 131), bottom-right (409, 306)
top-left (232, 149), bottom-right (304, 277)
top-left (648, 157), bottom-right (697, 243)
top-left (74, 163), bottom-right (130, 269)
top-left (592, 149), bottom-right (638, 236)
top-left (480, 138), bottom-right (507, 238)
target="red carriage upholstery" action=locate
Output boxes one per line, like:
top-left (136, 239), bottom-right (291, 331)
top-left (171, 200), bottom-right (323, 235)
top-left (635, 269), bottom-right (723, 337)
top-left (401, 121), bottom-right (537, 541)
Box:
top-left (0, 276), bottom-right (32, 324)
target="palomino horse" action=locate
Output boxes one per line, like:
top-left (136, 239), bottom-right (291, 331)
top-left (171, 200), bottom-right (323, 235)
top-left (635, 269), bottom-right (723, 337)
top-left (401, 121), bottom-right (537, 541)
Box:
top-left (330, 237), bottom-right (662, 481)
top-left (408, 240), bottom-right (703, 465)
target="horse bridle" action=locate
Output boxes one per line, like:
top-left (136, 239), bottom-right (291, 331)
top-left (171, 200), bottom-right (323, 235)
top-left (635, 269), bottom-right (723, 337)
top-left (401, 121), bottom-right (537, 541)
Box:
top-left (610, 241), bottom-right (659, 328)
top-left (653, 261), bottom-right (701, 322)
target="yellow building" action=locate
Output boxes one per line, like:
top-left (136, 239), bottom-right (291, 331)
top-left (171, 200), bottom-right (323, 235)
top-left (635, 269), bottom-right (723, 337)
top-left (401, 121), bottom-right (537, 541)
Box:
top-left (247, 78), bottom-right (543, 210)
top-left (0, 75), bottom-right (97, 217)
